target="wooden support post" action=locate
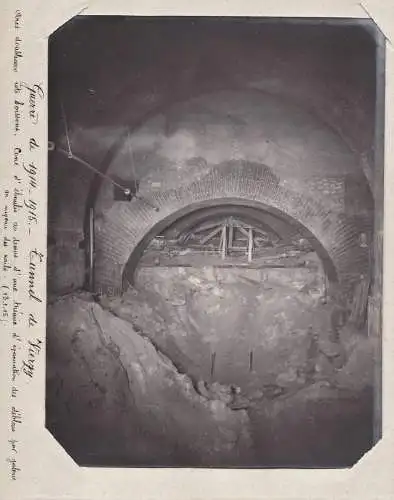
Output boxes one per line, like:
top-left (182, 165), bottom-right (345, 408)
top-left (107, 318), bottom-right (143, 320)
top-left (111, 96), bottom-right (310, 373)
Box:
top-left (248, 227), bottom-right (253, 262)
top-left (218, 228), bottom-right (223, 256)
top-left (200, 225), bottom-right (222, 245)
top-left (228, 224), bottom-right (234, 251)
top-left (238, 226), bottom-right (250, 239)
top-left (221, 224), bottom-right (227, 260)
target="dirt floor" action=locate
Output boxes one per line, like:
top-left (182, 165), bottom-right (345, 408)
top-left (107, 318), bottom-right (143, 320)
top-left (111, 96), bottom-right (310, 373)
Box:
top-left (46, 267), bottom-right (377, 467)
top-left (127, 264), bottom-right (333, 390)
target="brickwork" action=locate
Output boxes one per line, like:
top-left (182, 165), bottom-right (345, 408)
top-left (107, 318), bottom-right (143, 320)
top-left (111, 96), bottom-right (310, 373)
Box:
top-left (94, 162), bottom-right (370, 297)
top-left (48, 94), bottom-right (373, 299)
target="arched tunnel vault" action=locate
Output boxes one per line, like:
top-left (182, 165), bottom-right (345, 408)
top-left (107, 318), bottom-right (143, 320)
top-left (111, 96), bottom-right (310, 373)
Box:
top-left (94, 162), bottom-right (369, 298)
top-left (159, 205), bottom-right (298, 244)
top-left (123, 199), bottom-right (337, 287)
top-left (92, 90), bottom-right (372, 301)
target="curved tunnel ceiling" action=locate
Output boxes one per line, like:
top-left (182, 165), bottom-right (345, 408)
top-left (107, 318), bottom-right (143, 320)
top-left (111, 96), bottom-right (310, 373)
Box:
top-left (92, 90), bottom-right (371, 298)
top-left (50, 17), bottom-right (376, 186)
top-left (133, 203), bottom-right (331, 282)
top-left (160, 206), bottom-right (296, 242)
top-left (79, 87), bottom-right (374, 239)
top-left (98, 89), bottom-right (364, 198)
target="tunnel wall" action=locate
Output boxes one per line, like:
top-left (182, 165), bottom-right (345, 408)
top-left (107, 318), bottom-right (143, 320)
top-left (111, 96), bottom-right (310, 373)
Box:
top-left (47, 154), bottom-right (93, 294)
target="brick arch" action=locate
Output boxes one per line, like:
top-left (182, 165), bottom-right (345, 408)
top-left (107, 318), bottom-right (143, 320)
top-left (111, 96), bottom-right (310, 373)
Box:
top-left (124, 200), bottom-right (336, 287)
top-left (85, 86), bottom-right (371, 248)
top-left (160, 205), bottom-right (298, 242)
top-left (94, 162), bottom-right (369, 297)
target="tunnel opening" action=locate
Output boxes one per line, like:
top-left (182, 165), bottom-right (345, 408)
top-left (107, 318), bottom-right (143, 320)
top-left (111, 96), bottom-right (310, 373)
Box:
top-left (122, 199), bottom-right (339, 289)
top-left (116, 202), bottom-right (341, 395)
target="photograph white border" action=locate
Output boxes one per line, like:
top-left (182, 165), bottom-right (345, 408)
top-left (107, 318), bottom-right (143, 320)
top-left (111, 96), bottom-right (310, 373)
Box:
top-left (1, 1), bottom-right (393, 499)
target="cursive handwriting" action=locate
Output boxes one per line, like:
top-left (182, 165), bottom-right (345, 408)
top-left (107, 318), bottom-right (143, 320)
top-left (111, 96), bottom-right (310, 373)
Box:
top-left (1, 286), bottom-right (10, 321)
top-left (13, 100), bottom-right (24, 133)
top-left (28, 249), bottom-right (44, 303)
top-left (22, 338), bottom-right (42, 378)
top-left (11, 406), bottom-right (22, 432)
top-left (13, 37), bottom-right (23, 73)
top-left (13, 147), bottom-right (22, 168)
top-left (2, 202), bottom-right (9, 230)
top-left (20, 83), bottom-right (44, 125)
top-left (7, 457), bottom-right (21, 481)
top-left (12, 186), bottom-right (23, 213)
top-left (24, 198), bottom-right (38, 230)
top-left (14, 10), bottom-right (22, 29)
top-left (24, 161), bottom-right (38, 189)
top-left (3, 253), bottom-right (12, 272)
top-left (11, 344), bottom-right (20, 382)
top-left (12, 301), bottom-right (22, 326)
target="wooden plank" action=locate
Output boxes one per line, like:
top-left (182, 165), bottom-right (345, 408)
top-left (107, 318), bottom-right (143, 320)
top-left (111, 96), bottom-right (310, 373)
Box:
top-left (248, 228), bottom-right (253, 262)
top-left (238, 226), bottom-right (251, 239)
top-left (221, 224), bottom-right (227, 260)
top-left (199, 225), bottom-right (222, 245)
top-left (193, 221), bottom-right (223, 233)
top-left (228, 224), bottom-right (234, 250)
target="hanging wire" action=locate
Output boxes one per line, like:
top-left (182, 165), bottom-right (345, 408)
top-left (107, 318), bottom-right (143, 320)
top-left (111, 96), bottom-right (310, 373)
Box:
top-left (58, 97), bottom-right (130, 194)
top-left (55, 146), bottom-right (130, 193)
top-left (56, 99), bottom-right (159, 210)
top-left (60, 99), bottom-right (73, 159)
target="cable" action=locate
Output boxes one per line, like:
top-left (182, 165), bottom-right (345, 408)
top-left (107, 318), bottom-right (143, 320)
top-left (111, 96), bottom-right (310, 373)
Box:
top-left (60, 99), bottom-right (73, 159)
top-left (53, 146), bottom-right (159, 211)
top-left (56, 100), bottom-right (159, 210)
top-left (56, 147), bottom-right (130, 193)
top-left (58, 97), bottom-right (129, 193)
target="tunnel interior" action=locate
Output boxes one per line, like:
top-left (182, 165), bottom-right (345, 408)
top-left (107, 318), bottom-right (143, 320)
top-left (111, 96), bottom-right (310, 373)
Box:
top-left (130, 204), bottom-right (330, 392)
top-left (46, 17), bottom-right (381, 468)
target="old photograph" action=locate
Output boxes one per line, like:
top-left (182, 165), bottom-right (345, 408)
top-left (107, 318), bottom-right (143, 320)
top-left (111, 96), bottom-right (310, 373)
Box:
top-left (46, 16), bottom-right (383, 468)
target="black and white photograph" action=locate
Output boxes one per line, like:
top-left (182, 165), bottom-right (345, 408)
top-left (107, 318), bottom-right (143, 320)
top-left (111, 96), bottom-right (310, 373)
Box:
top-left (46, 16), bottom-right (384, 468)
